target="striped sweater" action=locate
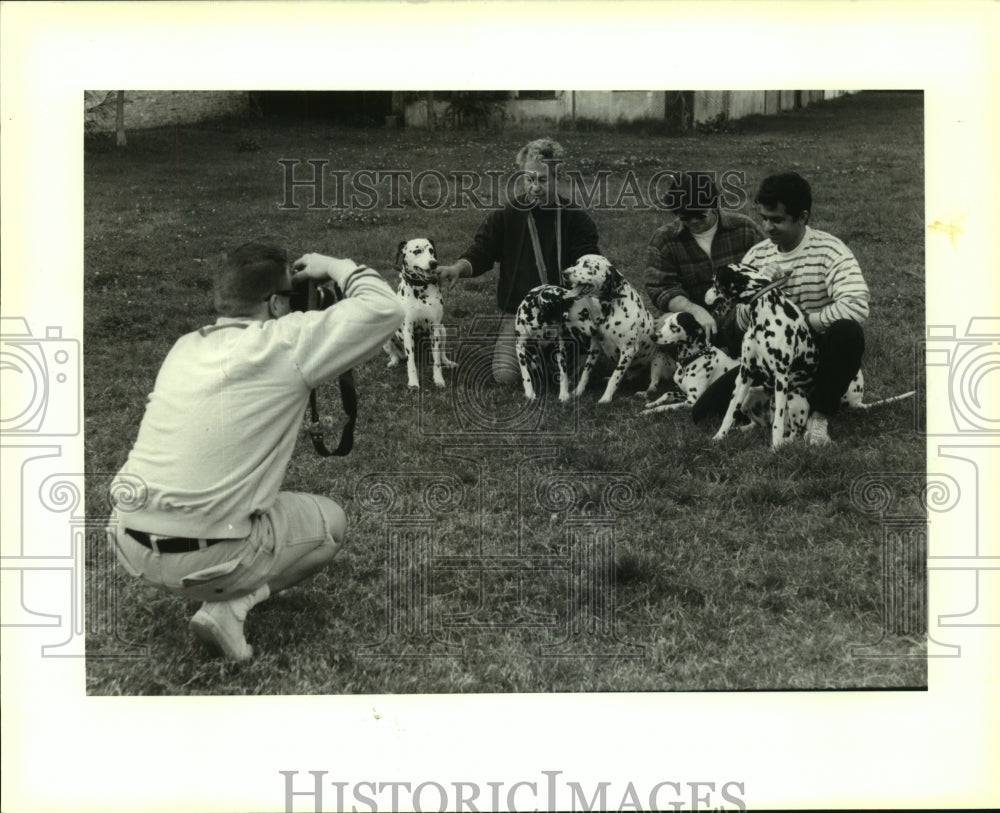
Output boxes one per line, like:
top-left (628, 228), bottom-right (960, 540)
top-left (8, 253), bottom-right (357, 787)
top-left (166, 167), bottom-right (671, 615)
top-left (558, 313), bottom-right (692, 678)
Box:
top-left (737, 227), bottom-right (870, 332)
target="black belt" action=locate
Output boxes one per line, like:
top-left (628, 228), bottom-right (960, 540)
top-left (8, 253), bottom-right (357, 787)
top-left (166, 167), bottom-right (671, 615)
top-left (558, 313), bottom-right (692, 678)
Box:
top-left (125, 528), bottom-right (229, 554)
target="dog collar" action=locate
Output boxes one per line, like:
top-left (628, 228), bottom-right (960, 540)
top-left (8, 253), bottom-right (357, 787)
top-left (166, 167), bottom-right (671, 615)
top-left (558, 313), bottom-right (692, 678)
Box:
top-left (747, 277), bottom-right (786, 305)
top-left (401, 272), bottom-right (438, 287)
top-left (678, 345), bottom-right (716, 366)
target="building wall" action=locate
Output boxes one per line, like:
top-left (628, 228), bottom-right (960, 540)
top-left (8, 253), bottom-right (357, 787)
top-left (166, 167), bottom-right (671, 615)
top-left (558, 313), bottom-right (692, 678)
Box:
top-left (694, 89), bottom-right (856, 123)
top-left (89, 89), bottom-right (859, 132)
top-left (694, 91), bottom-right (728, 122)
top-left (572, 90), bottom-right (612, 121)
top-left (506, 98), bottom-right (564, 129)
top-left (402, 89), bottom-right (859, 130)
top-left (727, 90), bottom-right (767, 120)
top-left (85, 91), bottom-right (250, 132)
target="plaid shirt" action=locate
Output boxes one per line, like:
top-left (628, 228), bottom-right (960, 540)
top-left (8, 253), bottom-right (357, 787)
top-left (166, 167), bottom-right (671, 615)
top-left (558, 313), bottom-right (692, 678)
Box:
top-left (644, 211), bottom-right (764, 312)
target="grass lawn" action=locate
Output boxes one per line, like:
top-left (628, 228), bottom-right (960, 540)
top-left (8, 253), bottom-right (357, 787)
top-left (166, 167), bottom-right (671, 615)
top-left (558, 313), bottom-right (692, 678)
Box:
top-left (84, 90), bottom-right (926, 694)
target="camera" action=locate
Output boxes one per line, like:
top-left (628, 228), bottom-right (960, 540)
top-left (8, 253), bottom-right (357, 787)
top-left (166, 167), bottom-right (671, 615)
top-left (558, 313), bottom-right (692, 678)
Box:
top-left (289, 278), bottom-right (343, 313)
top-left (0, 317), bottom-right (80, 436)
top-left (917, 317), bottom-right (1000, 436)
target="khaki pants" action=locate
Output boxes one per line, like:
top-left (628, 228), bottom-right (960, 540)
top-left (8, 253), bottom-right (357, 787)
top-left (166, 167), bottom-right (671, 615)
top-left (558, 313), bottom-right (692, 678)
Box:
top-left (109, 491), bottom-right (344, 603)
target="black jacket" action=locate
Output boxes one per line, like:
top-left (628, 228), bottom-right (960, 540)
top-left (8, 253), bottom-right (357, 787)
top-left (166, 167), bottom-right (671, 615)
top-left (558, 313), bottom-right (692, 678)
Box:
top-left (460, 197), bottom-right (601, 313)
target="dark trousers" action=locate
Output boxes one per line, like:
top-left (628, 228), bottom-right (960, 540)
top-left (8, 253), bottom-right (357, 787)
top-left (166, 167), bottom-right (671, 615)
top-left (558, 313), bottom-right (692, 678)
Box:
top-left (692, 319), bottom-right (866, 422)
top-left (713, 308), bottom-right (743, 360)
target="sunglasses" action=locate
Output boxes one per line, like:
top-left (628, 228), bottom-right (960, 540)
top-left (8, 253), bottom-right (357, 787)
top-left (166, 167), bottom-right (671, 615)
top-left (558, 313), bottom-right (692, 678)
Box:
top-left (678, 211), bottom-right (710, 221)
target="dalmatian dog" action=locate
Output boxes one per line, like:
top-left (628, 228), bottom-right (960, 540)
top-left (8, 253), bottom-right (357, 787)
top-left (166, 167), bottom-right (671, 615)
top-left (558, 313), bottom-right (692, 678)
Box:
top-left (567, 254), bottom-right (671, 404)
top-left (702, 278), bottom-right (914, 429)
top-left (707, 263), bottom-right (818, 449)
top-left (383, 238), bottom-right (456, 388)
top-left (642, 311), bottom-right (739, 413)
top-left (514, 282), bottom-right (595, 401)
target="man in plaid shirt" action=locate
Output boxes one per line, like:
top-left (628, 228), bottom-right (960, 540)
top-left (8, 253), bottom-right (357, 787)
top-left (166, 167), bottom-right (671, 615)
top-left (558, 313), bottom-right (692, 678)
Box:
top-left (645, 171), bottom-right (764, 356)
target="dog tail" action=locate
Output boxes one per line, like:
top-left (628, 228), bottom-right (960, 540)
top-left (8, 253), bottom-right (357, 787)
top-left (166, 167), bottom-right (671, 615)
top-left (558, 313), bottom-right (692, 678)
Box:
top-left (854, 390), bottom-right (916, 410)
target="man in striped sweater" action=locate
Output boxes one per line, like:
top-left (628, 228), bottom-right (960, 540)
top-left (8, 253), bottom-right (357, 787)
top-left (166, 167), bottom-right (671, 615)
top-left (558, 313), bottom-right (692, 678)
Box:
top-left (693, 171), bottom-right (869, 445)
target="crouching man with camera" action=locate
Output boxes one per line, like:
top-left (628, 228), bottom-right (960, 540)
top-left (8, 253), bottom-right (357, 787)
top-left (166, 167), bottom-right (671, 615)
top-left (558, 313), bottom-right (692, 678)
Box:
top-left (108, 242), bottom-right (404, 661)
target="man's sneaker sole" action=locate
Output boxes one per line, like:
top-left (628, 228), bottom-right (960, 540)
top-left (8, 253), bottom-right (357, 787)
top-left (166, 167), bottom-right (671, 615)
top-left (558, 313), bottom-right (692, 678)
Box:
top-left (190, 610), bottom-right (253, 662)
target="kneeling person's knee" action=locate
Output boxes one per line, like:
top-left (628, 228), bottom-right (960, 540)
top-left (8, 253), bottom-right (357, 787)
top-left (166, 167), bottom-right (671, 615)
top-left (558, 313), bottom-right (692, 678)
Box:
top-left (492, 364), bottom-right (522, 386)
top-left (317, 498), bottom-right (347, 547)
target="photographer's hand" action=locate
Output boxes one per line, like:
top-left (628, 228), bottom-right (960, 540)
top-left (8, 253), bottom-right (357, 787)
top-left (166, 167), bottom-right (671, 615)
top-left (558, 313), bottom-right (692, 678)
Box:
top-left (292, 254), bottom-right (364, 290)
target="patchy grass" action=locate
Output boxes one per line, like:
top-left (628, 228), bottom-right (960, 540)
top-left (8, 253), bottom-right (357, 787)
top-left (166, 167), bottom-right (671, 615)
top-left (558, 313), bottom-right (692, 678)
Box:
top-left (85, 91), bottom-right (926, 694)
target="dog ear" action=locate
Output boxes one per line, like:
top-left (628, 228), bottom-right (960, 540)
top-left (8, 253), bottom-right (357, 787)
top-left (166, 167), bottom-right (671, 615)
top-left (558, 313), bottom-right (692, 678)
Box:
top-left (428, 238), bottom-right (436, 255)
top-left (604, 264), bottom-right (625, 296)
top-left (675, 310), bottom-right (704, 341)
top-left (395, 241), bottom-right (407, 268)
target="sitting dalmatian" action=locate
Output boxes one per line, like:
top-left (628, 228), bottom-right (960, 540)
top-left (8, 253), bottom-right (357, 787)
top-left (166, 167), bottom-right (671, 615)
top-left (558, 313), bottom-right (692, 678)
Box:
top-left (702, 278), bottom-right (913, 426)
top-left (515, 254), bottom-right (670, 403)
top-left (567, 254), bottom-right (671, 404)
top-left (642, 311), bottom-right (739, 413)
top-left (707, 262), bottom-right (818, 449)
top-left (383, 237), bottom-right (456, 389)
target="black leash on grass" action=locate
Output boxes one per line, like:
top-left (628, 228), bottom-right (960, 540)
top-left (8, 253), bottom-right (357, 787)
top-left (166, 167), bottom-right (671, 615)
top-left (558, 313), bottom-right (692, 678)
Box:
top-left (306, 281), bottom-right (357, 457)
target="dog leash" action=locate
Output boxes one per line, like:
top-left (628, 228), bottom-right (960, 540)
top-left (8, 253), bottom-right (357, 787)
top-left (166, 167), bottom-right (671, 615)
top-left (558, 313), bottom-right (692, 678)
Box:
top-left (746, 276), bottom-right (787, 305)
top-left (306, 282), bottom-right (357, 457)
top-left (526, 204), bottom-right (562, 286)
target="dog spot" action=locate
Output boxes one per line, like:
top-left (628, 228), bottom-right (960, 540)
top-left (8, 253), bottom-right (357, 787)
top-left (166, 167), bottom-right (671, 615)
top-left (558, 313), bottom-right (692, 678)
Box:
top-left (781, 301), bottom-right (800, 321)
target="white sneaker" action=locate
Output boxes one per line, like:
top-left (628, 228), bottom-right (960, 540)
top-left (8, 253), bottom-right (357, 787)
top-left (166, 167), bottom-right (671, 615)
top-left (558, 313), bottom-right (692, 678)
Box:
top-left (190, 600), bottom-right (253, 661)
top-left (805, 413), bottom-right (831, 446)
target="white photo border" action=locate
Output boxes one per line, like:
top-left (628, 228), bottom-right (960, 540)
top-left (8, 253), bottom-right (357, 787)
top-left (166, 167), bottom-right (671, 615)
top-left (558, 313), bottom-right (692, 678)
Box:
top-left (2, 2), bottom-right (998, 811)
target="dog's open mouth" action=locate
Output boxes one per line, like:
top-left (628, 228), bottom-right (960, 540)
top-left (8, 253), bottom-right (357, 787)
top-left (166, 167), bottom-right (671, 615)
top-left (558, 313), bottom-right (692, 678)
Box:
top-left (565, 282), bottom-right (594, 297)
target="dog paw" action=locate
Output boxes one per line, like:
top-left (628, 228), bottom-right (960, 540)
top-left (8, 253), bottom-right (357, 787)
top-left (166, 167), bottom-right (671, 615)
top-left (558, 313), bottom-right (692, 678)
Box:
top-left (433, 378), bottom-right (446, 388)
top-left (597, 396), bottom-right (613, 405)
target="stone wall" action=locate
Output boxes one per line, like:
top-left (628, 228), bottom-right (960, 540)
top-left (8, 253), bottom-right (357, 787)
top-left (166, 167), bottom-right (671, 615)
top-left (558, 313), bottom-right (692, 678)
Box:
top-left (85, 91), bottom-right (250, 132)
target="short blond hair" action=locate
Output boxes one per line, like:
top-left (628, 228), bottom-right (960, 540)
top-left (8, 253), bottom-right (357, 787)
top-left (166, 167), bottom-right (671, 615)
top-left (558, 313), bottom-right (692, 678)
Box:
top-left (515, 138), bottom-right (565, 169)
